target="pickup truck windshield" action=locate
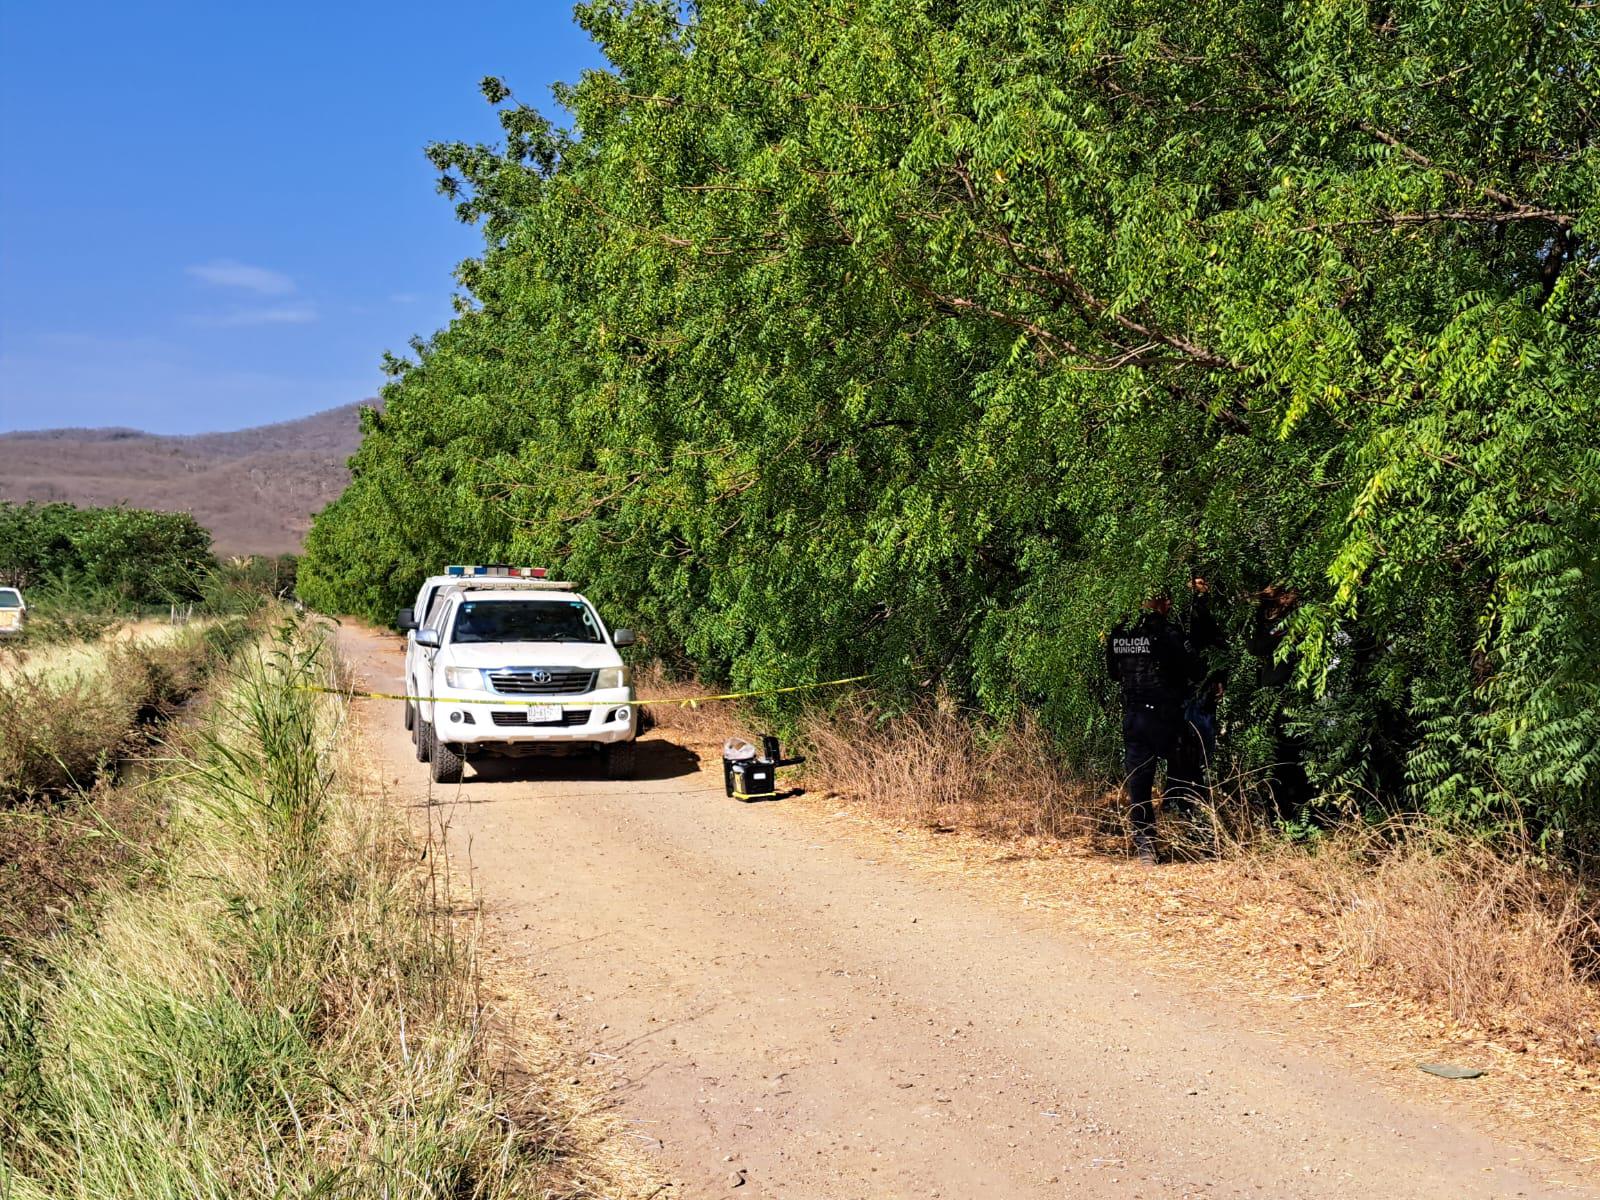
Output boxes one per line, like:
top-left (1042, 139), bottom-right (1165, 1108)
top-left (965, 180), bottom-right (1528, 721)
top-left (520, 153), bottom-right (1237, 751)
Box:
top-left (0, 589), bottom-right (21, 608)
top-left (450, 599), bottom-right (603, 645)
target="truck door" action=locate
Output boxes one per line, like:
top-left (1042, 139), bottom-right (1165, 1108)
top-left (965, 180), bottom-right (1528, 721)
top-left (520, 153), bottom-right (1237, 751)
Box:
top-left (405, 581), bottom-right (442, 685)
top-left (414, 598), bottom-right (450, 724)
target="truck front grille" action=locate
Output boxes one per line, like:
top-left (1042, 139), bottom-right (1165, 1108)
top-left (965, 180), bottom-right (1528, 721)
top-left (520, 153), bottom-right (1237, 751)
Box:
top-left (490, 709), bottom-right (590, 727)
top-left (486, 668), bottom-right (596, 695)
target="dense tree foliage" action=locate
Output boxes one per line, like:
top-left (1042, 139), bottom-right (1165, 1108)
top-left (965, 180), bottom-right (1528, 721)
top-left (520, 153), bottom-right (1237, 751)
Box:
top-left (0, 502), bottom-right (214, 604)
top-left (300, 0), bottom-right (1599, 838)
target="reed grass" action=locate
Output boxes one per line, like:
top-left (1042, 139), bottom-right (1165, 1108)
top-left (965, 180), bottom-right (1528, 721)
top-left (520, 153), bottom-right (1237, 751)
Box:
top-left (0, 620), bottom-right (602, 1198)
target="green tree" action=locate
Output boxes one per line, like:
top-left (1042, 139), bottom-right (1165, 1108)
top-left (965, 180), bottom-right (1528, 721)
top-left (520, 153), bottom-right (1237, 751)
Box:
top-left (0, 502), bottom-right (214, 605)
top-left (302, 0), bottom-right (1600, 840)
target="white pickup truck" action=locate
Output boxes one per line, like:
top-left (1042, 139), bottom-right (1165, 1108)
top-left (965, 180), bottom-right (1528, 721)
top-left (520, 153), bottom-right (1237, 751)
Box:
top-left (398, 569), bottom-right (638, 784)
top-left (0, 587), bottom-right (25, 637)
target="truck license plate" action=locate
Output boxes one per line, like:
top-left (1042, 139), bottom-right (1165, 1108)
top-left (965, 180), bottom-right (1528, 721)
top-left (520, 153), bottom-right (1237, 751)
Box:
top-left (526, 704), bottom-right (562, 723)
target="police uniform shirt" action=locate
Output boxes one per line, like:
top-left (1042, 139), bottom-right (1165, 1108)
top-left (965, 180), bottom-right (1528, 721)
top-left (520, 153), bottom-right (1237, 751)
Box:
top-left (1106, 612), bottom-right (1192, 707)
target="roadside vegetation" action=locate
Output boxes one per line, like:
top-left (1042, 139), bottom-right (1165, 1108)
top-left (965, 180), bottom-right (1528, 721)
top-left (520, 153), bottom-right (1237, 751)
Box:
top-left (299, 0), bottom-right (1598, 847)
top-left (1, 499), bottom-right (302, 798)
top-left (0, 622), bottom-right (638, 1198)
top-left (293, 0), bottom-right (1597, 1081)
top-left (0, 620), bottom-right (252, 799)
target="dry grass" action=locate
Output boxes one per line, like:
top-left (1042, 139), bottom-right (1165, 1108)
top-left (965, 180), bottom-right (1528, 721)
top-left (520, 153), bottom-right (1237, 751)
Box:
top-left (792, 697), bottom-right (1600, 1071)
top-left (801, 697), bottom-right (1102, 840)
top-left (1252, 827), bottom-right (1600, 1055)
top-left (0, 619), bottom-right (249, 798)
top-left (0, 619), bottom-right (196, 684)
top-left (0, 772), bottom-right (171, 949)
top-left (632, 660), bottom-right (755, 748)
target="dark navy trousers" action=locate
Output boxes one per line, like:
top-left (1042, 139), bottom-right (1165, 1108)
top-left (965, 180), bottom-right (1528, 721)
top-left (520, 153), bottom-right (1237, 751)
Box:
top-left (1122, 700), bottom-right (1183, 850)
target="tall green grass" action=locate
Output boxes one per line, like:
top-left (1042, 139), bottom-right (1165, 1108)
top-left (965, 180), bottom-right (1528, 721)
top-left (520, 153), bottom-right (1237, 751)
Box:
top-left (0, 622), bottom-right (580, 1198)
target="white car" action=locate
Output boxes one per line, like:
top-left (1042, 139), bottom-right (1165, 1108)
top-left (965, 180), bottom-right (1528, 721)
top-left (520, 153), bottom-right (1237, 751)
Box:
top-left (400, 574), bottom-right (638, 784)
top-left (0, 587), bottom-right (24, 636)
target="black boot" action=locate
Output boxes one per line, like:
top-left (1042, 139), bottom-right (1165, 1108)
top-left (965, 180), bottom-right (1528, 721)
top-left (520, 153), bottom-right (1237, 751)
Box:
top-left (1133, 826), bottom-right (1158, 866)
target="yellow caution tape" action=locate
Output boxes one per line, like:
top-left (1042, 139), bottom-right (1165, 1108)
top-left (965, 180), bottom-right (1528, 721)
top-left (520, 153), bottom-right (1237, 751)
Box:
top-left (296, 673), bottom-right (872, 708)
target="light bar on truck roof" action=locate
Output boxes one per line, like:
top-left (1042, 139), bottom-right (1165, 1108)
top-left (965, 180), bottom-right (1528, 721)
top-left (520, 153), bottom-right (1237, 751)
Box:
top-left (445, 565), bottom-right (549, 578)
top-left (445, 577), bottom-right (577, 592)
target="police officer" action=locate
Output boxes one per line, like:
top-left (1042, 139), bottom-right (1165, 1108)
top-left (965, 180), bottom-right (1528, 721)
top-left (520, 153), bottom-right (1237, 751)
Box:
top-left (1106, 594), bottom-right (1196, 863)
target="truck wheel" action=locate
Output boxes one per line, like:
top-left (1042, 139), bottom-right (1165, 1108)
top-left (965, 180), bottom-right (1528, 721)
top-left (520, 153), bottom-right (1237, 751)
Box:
top-left (416, 720), bottom-right (431, 762)
top-left (404, 699), bottom-right (414, 733)
top-left (605, 741), bottom-right (637, 780)
top-left (430, 735), bottom-right (463, 784)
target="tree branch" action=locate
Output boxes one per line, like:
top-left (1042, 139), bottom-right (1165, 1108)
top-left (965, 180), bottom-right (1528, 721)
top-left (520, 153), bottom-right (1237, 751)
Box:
top-left (1299, 208), bottom-right (1574, 232)
top-left (1361, 124), bottom-right (1574, 227)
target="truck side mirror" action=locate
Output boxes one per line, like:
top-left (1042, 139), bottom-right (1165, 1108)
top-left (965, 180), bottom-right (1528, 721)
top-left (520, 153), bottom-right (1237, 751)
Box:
top-left (613, 628), bottom-right (636, 647)
top-left (397, 607), bottom-right (417, 631)
top-left (415, 628), bottom-right (440, 648)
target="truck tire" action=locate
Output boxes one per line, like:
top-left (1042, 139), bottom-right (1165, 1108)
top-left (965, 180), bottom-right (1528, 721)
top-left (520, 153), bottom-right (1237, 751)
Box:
top-left (404, 698), bottom-right (415, 733)
top-left (430, 734), bottom-right (463, 785)
top-left (604, 741), bottom-right (636, 780)
top-left (416, 719), bottom-right (431, 762)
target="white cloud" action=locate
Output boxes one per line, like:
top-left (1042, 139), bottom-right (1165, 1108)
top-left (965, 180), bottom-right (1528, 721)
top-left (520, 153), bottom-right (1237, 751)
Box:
top-left (186, 259), bottom-right (295, 296)
top-left (193, 304), bottom-right (319, 328)
top-left (388, 292), bottom-right (419, 304)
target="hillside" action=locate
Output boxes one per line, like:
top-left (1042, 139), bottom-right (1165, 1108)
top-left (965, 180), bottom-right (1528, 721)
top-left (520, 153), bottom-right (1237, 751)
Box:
top-left (0, 404), bottom-right (367, 555)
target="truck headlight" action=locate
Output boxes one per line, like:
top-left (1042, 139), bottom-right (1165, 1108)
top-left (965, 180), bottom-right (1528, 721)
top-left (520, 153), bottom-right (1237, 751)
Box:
top-left (444, 667), bottom-right (484, 690)
top-left (595, 667), bottom-right (628, 691)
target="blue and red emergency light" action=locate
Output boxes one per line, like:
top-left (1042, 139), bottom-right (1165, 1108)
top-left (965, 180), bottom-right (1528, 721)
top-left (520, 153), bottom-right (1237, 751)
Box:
top-left (445, 565), bottom-right (548, 578)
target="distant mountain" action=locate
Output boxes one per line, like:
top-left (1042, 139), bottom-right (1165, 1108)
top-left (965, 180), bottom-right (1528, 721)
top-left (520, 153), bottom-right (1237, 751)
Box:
top-left (0, 404), bottom-right (369, 555)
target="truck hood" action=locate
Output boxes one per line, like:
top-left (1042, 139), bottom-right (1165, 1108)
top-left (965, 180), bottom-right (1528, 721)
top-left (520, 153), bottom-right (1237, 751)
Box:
top-left (438, 643), bottom-right (623, 671)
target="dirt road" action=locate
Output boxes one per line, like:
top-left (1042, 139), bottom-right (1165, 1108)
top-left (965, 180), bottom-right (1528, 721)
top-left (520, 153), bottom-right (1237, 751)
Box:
top-left (338, 623), bottom-right (1595, 1199)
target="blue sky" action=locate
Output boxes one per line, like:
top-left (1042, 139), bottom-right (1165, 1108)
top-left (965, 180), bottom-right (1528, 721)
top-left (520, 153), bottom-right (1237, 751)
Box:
top-left (0, 1), bottom-right (605, 434)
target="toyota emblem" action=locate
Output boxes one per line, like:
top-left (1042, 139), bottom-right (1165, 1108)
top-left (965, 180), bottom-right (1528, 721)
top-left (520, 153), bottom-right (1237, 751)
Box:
top-left (529, 668), bottom-right (552, 684)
